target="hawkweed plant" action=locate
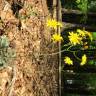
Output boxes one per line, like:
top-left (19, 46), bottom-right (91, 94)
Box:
top-left (46, 18), bottom-right (93, 66)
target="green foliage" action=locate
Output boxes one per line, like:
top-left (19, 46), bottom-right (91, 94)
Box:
top-left (88, 60), bottom-right (94, 65)
top-left (0, 35), bottom-right (16, 67)
top-left (76, 0), bottom-right (88, 23)
top-left (19, 5), bottom-right (37, 20)
top-left (0, 35), bottom-right (9, 48)
top-left (85, 73), bottom-right (96, 90)
top-left (61, 0), bottom-right (77, 9)
top-left (88, 1), bottom-right (96, 12)
top-left (61, 0), bottom-right (96, 12)
top-left (92, 32), bottom-right (96, 40)
top-left (76, 0), bottom-right (88, 14)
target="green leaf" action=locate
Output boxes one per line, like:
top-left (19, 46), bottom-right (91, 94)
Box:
top-left (0, 58), bottom-right (5, 66)
top-left (0, 35), bottom-right (16, 68)
top-left (92, 32), bottom-right (96, 39)
top-left (0, 35), bottom-right (9, 48)
top-left (88, 60), bottom-right (94, 65)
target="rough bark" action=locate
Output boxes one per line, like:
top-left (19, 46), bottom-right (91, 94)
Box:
top-left (0, 0), bottom-right (58, 96)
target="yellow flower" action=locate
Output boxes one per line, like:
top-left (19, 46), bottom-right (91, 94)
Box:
top-left (77, 29), bottom-right (93, 41)
top-left (64, 57), bottom-right (73, 65)
top-left (85, 31), bottom-right (93, 41)
top-left (77, 29), bottom-right (86, 37)
top-left (80, 54), bottom-right (87, 66)
top-left (46, 19), bottom-right (63, 29)
top-left (68, 32), bottom-right (82, 45)
top-left (52, 33), bottom-right (63, 42)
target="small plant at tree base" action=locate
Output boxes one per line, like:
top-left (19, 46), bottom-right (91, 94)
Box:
top-left (19, 4), bottom-right (37, 20)
top-left (0, 35), bottom-right (16, 67)
top-left (46, 19), bottom-right (93, 66)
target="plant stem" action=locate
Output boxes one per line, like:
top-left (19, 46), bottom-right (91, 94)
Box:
top-left (73, 51), bottom-right (81, 61)
top-left (39, 45), bottom-right (73, 56)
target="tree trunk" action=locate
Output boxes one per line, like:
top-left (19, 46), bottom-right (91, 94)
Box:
top-left (0, 0), bottom-right (58, 96)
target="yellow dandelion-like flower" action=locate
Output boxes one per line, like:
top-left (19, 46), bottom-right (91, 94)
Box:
top-left (64, 57), bottom-right (73, 65)
top-left (80, 54), bottom-right (87, 66)
top-left (52, 33), bottom-right (63, 42)
top-left (46, 19), bottom-right (63, 29)
top-left (77, 29), bottom-right (86, 37)
top-left (85, 31), bottom-right (93, 41)
top-left (68, 32), bottom-right (82, 45)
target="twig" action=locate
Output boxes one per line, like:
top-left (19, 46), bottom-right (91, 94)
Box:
top-left (8, 65), bottom-right (17, 96)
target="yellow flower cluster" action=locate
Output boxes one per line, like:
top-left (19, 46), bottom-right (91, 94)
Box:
top-left (77, 29), bottom-right (86, 37)
top-left (46, 19), bottom-right (90, 66)
top-left (77, 29), bottom-right (93, 41)
top-left (64, 54), bottom-right (87, 66)
top-left (85, 31), bottom-right (93, 41)
top-left (46, 19), bottom-right (63, 29)
top-left (68, 29), bottom-right (93, 45)
top-left (64, 57), bottom-right (73, 65)
top-left (52, 33), bottom-right (63, 42)
top-left (68, 32), bottom-right (82, 45)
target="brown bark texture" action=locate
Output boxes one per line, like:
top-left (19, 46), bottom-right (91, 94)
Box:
top-left (0, 0), bottom-right (58, 96)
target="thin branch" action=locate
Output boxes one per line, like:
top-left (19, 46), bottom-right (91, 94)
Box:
top-left (8, 65), bottom-right (17, 96)
top-left (39, 45), bottom-right (73, 56)
top-left (73, 51), bottom-right (81, 61)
